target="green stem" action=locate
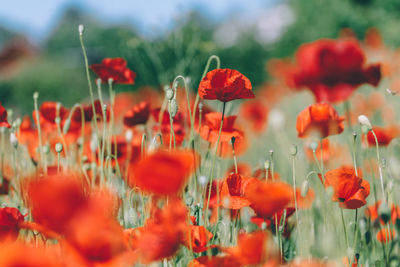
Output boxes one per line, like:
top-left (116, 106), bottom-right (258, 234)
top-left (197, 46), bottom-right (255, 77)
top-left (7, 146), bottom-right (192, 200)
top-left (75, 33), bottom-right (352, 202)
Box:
top-left (371, 130), bottom-right (386, 201)
top-left (340, 208), bottom-right (349, 249)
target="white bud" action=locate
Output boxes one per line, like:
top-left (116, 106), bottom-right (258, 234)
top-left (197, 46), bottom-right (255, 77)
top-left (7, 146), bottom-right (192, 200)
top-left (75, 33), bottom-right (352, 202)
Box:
top-left (309, 141), bottom-right (318, 152)
top-left (78, 24), bottom-right (84, 35)
top-left (55, 143), bottom-right (63, 153)
top-left (9, 133), bottom-right (18, 149)
top-left (125, 129), bottom-right (133, 143)
top-left (108, 78), bottom-right (114, 85)
top-left (43, 145), bottom-right (50, 154)
top-left (33, 92), bottom-right (39, 99)
top-left (358, 115), bottom-right (372, 130)
top-left (165, 89), bottom-right (174, 101)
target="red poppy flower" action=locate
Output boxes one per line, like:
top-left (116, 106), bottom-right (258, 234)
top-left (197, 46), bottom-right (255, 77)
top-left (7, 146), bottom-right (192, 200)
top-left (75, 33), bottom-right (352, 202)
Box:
top-left (226, 231), bottom-right (270, 266)
top-left (287, 39), bottom-right (381, 103)
top-left (199, 69), bottom-right (254, 102)
top-left (188, 255), bottom-right (241, 267)
top-left (0, 102), bottom-right (11, 128)
top-left (324, 166), bottom-right (370, 209)
top-left (377, 228), bottom-right (396, 243)
top-left (219, 173), bottom-right (252, 210)
top-left (90, 58), bottom-right (136, 84)
top-left (135, 199), bottom-right (188, 264)
top-left (365, 201), bottom-right (400, 226)
top-left (0, 207), bottom-right (24, 241)
top-left (366, 126), bottom-right (398, 146)
top-left (24, 173), bottom-right (87, 233)
top-left (129, 150), bottom-right (196, 196)
top-left (239, 99), bottom-right (269, 133)
top-left (200, 112), bottom-right (243, 143)
top-left (186, 225), bottom-right (214, 253)
top-left (123, 101), bottom-right (150, 127)
top-left (296, 103), bottom-right (344, 138)
top-left (244, 180), bottom-right (293, 218)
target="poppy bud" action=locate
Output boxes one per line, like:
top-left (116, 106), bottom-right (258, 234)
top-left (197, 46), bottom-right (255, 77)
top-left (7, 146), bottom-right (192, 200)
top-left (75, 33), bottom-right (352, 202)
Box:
top-left (358, 115), bottom-right (372, 130)
top-left (290, 144), bottom-right (297, 156)
top-left (78, 24), bottom-right (84, 35)
top-left (352, 132), bottom-right (357, 141)
top-left (9, 133), bottom-right (18, 149)
top-left (378, 201), bottom-right (391, 224)
top-left (96, 78), bottom-right (102, 88)
top-left (63, 119), bottom-right (71, 134)
top-left (125, 129), bottom-right (133, 143)
top-left (301, 180), bottom-right (309, 197)
top-left (43, 145), bottom-right (50, 155)
top-left (55, 117), bottom-right (61, 125)
top-left (309, 141), bottom-right (318, 152)
top-left (169, 99), bottom-right (178, 118)
top-left (264, 160), bottom-right (270, 170)
top-left (55, 143), bottom-right (63, 153)
top-left (33, 92), bottom-right (39, 100)
top-left (165, 88), bottom-right (174, 101)
top-left (108, 78), bottom-right (114, 85)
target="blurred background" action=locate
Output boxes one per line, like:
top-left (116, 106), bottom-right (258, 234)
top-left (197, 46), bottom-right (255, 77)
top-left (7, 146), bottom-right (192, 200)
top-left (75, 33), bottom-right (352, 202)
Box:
top-left (1, 0), bottom-right (400, 113)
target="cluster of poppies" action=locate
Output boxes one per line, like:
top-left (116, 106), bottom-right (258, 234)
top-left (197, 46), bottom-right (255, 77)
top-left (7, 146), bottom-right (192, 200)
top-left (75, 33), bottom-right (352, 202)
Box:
top-left (0, 28), bottom-right (398, 266)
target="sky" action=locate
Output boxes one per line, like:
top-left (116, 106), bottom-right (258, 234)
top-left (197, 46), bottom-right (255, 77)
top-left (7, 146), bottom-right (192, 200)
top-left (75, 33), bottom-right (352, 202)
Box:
top-left (0, 0), bottom-right (274, 40)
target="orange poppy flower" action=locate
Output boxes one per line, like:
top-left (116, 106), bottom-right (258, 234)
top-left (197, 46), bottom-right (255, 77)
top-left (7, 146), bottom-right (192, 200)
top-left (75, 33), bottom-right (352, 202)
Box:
top-left (365, 201), bottom-right (400, 226)
top-left (33, 101), bottom-right (68, 129)
top-left (324, 166), bottom-right (370, 209)
top-left (90, 57), bottom-right (136, 84)
top-left (135, 199), bottom-right (188, 264)
top-left (129, 150), bottom-right (196, 196)
top-left (23, 172), bottom-right (87, 233)
top-left (377, 228), bottom-right (396, 243)
top-left (239, 99), bottom-right (269, 133)
top-left (0, 102), bottom-right (11, 128)
top-left (226, 231), bottom-right (271, 266)
top-left (287, 38), bottom-right (381, 103)
top-left (123, 101), bottom-right (150, 127)
top-left (200, 112), bottom-right (242, 143)
top-left (244, 180), bottom-right (293, 218)
top-left (304, 139), bottom-right (330, 162)
top-left (296, 103), bottom-right (344, 138)
top-left (0, 207), bottom-right (24, 242)
top-left (219, 173), bottom-right (252, 210)
top-left (186, 225), bottom-right (214, 253)
top-left (226, 163), bottom-right (252, 177)
top-left (366, 126), bottom-right (398, 146)
top-left (199, 69), bottom-right (254, 102)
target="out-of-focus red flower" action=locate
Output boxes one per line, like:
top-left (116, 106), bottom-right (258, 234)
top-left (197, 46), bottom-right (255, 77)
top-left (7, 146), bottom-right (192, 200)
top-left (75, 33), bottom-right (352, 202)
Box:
top-left (186, 225), bottom-right (214, 253)
top-left (65, 207), bottom-right (127, 263)
top-left (219, 173), bottom-right (252, 210)
top-left (70, 100), bottom-right (106, 125)
top-left (33, 101), bottom-right (68, 129)
top-left (239, 99), bottom-right (269, 133)
top-left (0, 242), bottom-right (64, 267)
top-left (304, 138), bottom-right (330, 162)
top-left (226, 163), bottom-right (252, 177)
top-left (129, 150), bottom-right (196, 196)
top-left (296, 103), bottom-right (344, 138)
top-left (24, 173), bottom-right (87, 233)
top-left (324, 166), bottom-right (370, 209)
top-left (287, 39), bottom-right (381, 103)
top-left (288, 258), bottom-right (336, 267)
top-left (199, 69), bottom-right (254, 102)
top-left (134, 199), bottom-right (188, 264)
top-left (0, 207), bottom-right (24, 241)
top-left (377, 228), bottom-right (396, 243)
top-left (188, 255), bottom-right (241, 267)
top-left (244, 180), bottom-right (293, 218)
top-left (90, 58), bottom-right (136, 84)
top-left (123, 101), bottom-right (150, 127)
top-left (226, 231), bottom-right (271, 266)
top-left (365, 201), bottom-right (400, 226)
top-left (200, 112), bottom-right (242, 143)
top-left (366, 126), bottom-right (399, 146)
top-left (0, 102), bottom-right (11, 128)
top-left (151, 108), bottom-right (186, 147)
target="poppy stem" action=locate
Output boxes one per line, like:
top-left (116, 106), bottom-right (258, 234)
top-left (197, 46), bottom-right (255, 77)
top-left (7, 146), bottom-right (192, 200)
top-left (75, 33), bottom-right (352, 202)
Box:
top-left (173, 75), bottom-right (193, 143)
top-left (191, 55), bottom-right (220, 137)
top-left (371, 129), bottom-right (386, 202)
top-left (96, 80), bottom-right (107, 186)
top-left (78, 28), bottom-right (100, 141)
top-left (33, 92), bottom-right (47, 173)
top-left (205, 101), bottom-right (226, 226)
top-left (231, 137), bottom-right (238, 173)
top-left (291, 152), bottom-right (302, 256)
top-left (340, 208), bottom-right (349, 249)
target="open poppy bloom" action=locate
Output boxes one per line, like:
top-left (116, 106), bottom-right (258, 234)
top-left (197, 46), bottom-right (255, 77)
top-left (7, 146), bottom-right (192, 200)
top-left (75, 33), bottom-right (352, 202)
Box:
top-left (0, 102), bottom-right (11, 128)
top-left (219, 173), bottom-right (252, 210)
top-left (90, 57), bottom-right (136, 84)
top-left (129, 150), bottom-right (196, 196)
top-left (226, 231), bottom-right (271, 266)
top-left (199, 69), bottom-right (254, 102)
top-left (23, 173), bottom-right (87, 233)
top-left (0, 207), bottom-right (24, 241)
top-left (123, 101), bottom-right (150, 127)
top-left (134, 199), bottom-right (188, 264)
top-left (244, 180), bottom-right (293, 218)
top-left (366, 125), bottom-right (399, 146)
top-left (287, 39), bottom-right (381, 103)
top-left (324, 166), bottom-right (370, 209)
top-left (296, 103), bottom-right (344, 138)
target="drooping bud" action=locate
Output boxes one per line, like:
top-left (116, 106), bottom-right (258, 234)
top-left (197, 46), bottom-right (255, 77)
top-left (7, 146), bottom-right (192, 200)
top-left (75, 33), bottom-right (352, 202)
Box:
top-left (358, 115), bottom-right (372, 131)
top-left (55, 143), bottom-right (63, 153)
top-left (169, 99), bottom-right (178, 118)
top-left (301, 180), bottom-right (309, 197)
top-left (290, 144), bottom-right (297, 156)
top-left (166, 88), bottom-right (174, 101)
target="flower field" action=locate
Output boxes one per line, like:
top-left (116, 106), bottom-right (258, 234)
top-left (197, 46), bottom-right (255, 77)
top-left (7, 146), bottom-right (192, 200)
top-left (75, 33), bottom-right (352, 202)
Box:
top-left (0, 24), bottom-right (400, 267)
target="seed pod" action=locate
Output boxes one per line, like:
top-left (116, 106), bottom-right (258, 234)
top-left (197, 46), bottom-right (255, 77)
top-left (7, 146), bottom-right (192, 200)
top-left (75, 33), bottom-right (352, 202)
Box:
top-left (290, 144), bottom-right (297, 156)
top-left (358, 115), bottom-right (372, 130)
top-left (55, 143), bottom-right (63, 153)
top-left (165, 88), bottom-right (174, 101)
top-left (169, 99), bottom-right (178, 118)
